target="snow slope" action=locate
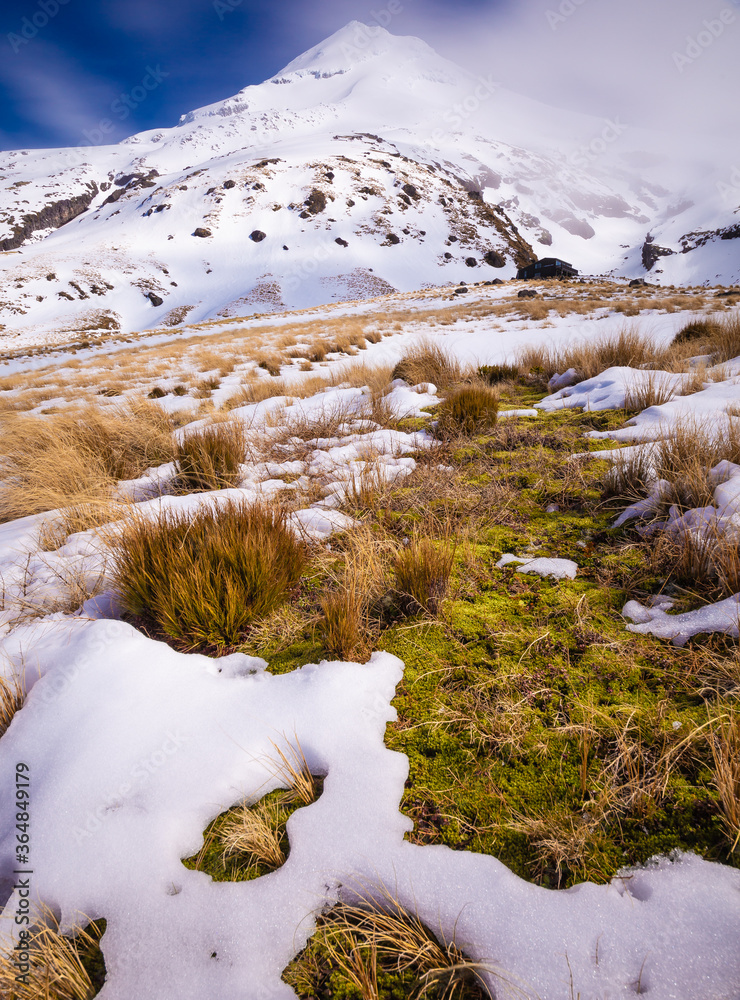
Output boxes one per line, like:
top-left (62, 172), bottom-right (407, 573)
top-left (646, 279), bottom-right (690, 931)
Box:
top-left (0, 22), bottom-right (737, 345)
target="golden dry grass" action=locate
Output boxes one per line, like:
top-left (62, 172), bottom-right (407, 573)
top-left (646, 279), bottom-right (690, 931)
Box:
top-left (110, 500), bottom-right (307, 652)
top-left (0, 906), bottom-right (104, 1000)
top-left (0, 401), bottom-right (175, 524)
top-left (0, 671), bottom-right (26, 738)
top-left (394, 532), bottom-right (456, 617)
top-left (286, 882), bottom-right (494, 1000)
top-left (219, 798), bottom-right (287, 869)
top-left (709, 709), bottom-right (740, 851)
top-left (174, 419), bottom-right (247, 492)
top-left (392, 340), bottom-right (463, 389)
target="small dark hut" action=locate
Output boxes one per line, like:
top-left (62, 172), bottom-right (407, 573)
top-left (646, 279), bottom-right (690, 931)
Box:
top-left (517, 258), bottom-right (579, 280)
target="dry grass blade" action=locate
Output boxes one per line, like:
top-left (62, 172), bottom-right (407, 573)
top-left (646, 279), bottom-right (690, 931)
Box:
top-left (709, 709), bottom-right (740, 851)
top-left (311, 883), bottom-right (504, 1000)
top-left (394, 533), bottom-right (456, 616)
top-left (0, 904), bottom-right (104, 1000)
top-left (623, 371), bottom-right (676, 412)
top-left (266, 736), bottom-right (320, 807)
top-left (0, 671), bottom-right (26, 738)
top-left (219, 799), bottom-right (286, 869)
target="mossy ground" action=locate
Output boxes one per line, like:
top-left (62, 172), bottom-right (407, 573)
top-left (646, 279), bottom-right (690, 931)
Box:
top-left (182, 380), bottom-right (738, 998)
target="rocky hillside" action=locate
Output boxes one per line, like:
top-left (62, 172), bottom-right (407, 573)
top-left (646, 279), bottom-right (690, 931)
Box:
top-left (0, 22), bottom-right (737, 343)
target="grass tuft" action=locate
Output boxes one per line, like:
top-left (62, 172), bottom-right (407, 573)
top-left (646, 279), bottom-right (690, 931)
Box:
top-left (394, 533), bottom-right (455, 617)
top-left (0, 402), bottom-right (175, 524)
top-left (285, 883), bottom-right (492, 1000)
top-left (392, 341), bottom-right (462, 390)
top-left (174, 420), bottom-right (247, 492)
top-left (436, 385), bottom-right (499, 437)
top-left (710, 709), bottom-right (740, 852)
top-left (110, 500), bottom-right (306, 652)
top-left (0, 906), bottom-right (106, 1000)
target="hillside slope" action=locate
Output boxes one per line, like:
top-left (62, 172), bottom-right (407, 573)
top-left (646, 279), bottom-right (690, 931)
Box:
top-left (0, 22), bottom-right (737, 344)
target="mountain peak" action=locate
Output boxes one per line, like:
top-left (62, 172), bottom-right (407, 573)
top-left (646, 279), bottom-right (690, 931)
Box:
top-left (275, 21), bottom-right (438, 78)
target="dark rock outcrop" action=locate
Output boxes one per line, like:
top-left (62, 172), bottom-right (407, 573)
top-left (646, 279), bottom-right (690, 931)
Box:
top-left (465, 257), bottom-right (478, 267)
top-left (147, 292), bottom-right (164, 306)
top-left (335, 237), bottom-right (349, 247)
top-left (518, 289), bottom-right (538, 299)
top-left (192, 228), bottom-right (212, 238)
top-left (250, 230), bottom-right (267, 242)
top-left (0, 182), bottom-right (98, 251)
top-left (642, 236), bottom-right (674, 270)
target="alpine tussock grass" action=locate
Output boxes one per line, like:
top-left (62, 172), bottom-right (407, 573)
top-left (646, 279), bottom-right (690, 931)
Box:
top-left (110, 500), bottom-right (306, 652)
top-left (0, 402), bottom-right (175, 524)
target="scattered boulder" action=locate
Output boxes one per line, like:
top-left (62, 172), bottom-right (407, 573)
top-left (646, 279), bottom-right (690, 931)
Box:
top-left (402, 183), bottom-right (420, 201)
top-left (302, 189), bottom-right (326, 216)
top-left (518, 289), bottom-right (538, 299)
top-left (250, 230), bottom-right (267, 242)
top-left (335, 237), bottom-right (349, 247)
top-left (443, 252), bottom-right (453, 260)
top-left (465, 257), bottom-right (478, 268)
top-left (454, 286), bottom-right (468, 295)
top-left (147, 292), bottom-right (163, 307)
top-left (487, 278), bottom-right (505, 285)
top-left (192, 228), bottom-right (211, 238)
top-left (223, 179), bottom-right (236, 189)
top-left (383, 233), bottom-right (401, 246)
top-left (483, 250), bottom-right (506, 268)
top-left (629, 278), bottom-right (648, 287)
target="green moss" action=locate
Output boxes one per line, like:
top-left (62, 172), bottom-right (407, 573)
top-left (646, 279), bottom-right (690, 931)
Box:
top-left (269, 388), bottom-right (739, 899)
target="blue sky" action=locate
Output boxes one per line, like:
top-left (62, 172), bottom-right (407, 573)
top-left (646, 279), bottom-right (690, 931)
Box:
top-left (1, 0), bottom-right (738, 151)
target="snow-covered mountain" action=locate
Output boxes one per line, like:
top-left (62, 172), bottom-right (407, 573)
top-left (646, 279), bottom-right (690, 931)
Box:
top-left (0, 22), bottom-right (738, 342)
